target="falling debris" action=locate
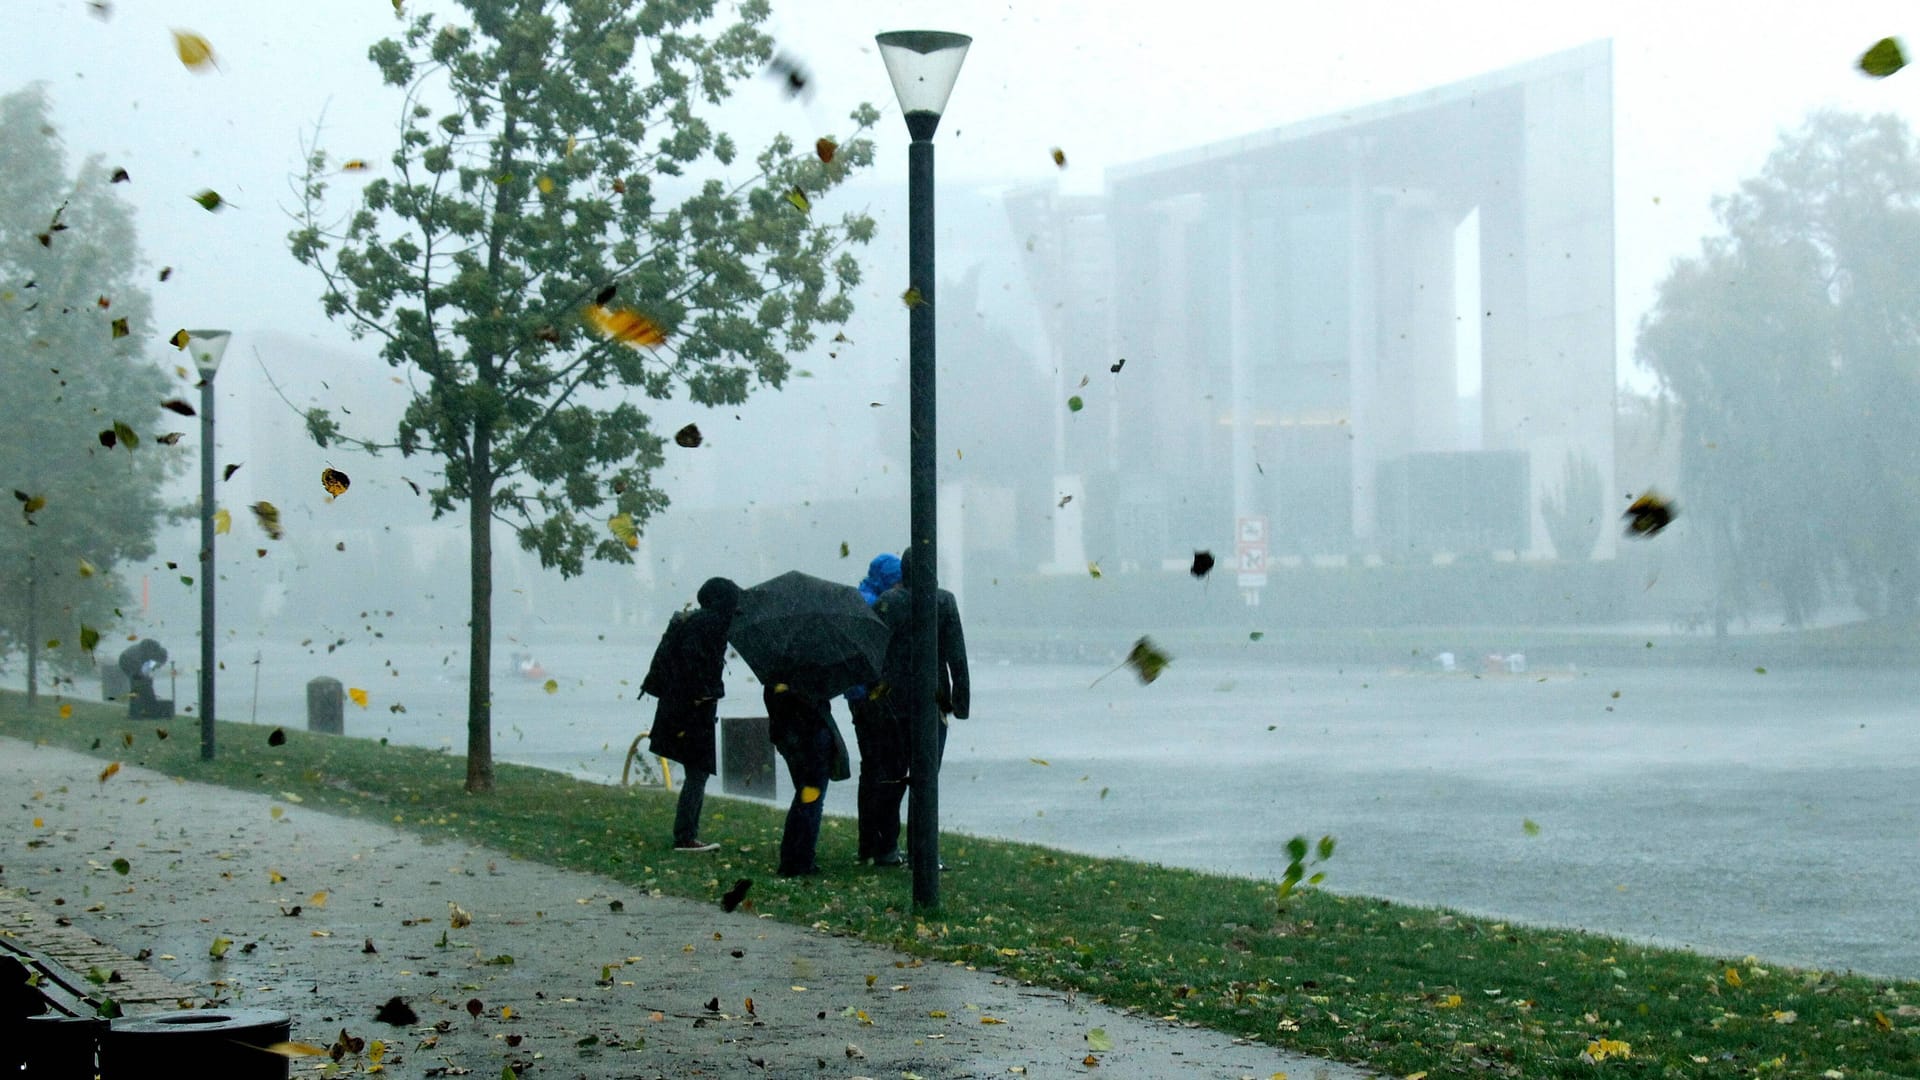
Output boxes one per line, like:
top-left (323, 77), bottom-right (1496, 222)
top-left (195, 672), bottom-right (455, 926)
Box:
top-left (321, 467), bottom-right (351, 497)
top-left (816, 137), bottom-right (837, 164)
top-left (721, 878), bottom-right (752, 912)
top-left (765, 52), bottom-right (811, 98)
top-left (160, 399), bottom-right (196, 417)
top-left (1110, 357), bottom-right (1126, 374)
top-left (251, 501), bottom-right (284, 540)
top-left (584, 304), bottom-right (666, 347)
top-left (190, 190), bottom-right (226, 212)
top-left (1860, 37), bottom-right (1907, 78)
top-left (900, 286), bottom-right (925, 309)
top-left (1623, 491), bottom-right (1675, 538)
top-left (171, 29), bottom-right (217, 71)
top-left (785, 187), bottom-right (811, 214)
top-left (1190, 551), bottom-right (1215, 579)
top-left (674, 423), bottom-right (703, 448)
top-left (1051, 147), bottom-right (1067, 168)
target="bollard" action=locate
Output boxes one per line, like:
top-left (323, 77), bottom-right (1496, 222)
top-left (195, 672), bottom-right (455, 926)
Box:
top-left (720, 716), bottom-right (776, 799)
top-left (306, 677), bottom-right (344, 735)
top-left (22, 1013), bottom-right (107, 1077)
top-left (103, 1008), bottom-right (290, 1079)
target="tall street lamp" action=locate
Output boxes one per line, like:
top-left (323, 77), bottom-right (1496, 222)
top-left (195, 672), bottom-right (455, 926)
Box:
top-left (187, 329), bottom-right (232, 762)
top-left (876, 29), bottom-right (969, 910)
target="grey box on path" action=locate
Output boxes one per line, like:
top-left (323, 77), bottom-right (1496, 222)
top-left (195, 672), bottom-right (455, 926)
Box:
top-left (306, 677), bottom-right (344, 735)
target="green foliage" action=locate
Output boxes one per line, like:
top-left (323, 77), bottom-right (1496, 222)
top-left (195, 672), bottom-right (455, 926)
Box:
top-left (1638, 111), bottom-right (1920, 626)
top-left (288, 0), bottom-right (878, 789)
top-left (1539, 451), bottom-right (1604, 562)
top-left (0, 85), bottom-right (182, 679)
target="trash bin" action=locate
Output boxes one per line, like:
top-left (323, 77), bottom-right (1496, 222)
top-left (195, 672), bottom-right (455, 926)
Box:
top-left (720, 716), bottom-right (775, 799)
top-left (307, 677), bottom-right (344, 735)
top-left (103, 1008), bottom-right (290, 1079)
top-left (116, 640), bottom-right (171, 720)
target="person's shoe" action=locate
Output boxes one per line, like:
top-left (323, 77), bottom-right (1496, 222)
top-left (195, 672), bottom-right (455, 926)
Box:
top-left (673, 839), bottom-right (720, 853)
top-left (872, 850), bottom-right (904, 867)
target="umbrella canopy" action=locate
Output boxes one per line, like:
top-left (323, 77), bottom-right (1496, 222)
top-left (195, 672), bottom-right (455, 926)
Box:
top-left (729, 571), bottom-right (889, 700)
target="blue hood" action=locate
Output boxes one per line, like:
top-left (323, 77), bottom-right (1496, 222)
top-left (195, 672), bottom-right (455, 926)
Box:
top-left (858, 553), bottom-right (901, 606)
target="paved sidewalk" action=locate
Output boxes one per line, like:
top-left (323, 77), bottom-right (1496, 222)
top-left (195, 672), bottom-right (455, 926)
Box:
top-left (0, 742), bottom-right (1373, 1079)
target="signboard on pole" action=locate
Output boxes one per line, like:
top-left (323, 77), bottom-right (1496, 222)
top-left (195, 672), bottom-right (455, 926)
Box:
top-left (1236, 515), bottom-right (1268, 589)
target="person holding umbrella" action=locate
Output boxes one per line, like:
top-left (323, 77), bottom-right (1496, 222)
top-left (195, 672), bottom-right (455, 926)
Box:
top-left (727, 570), bottom-right (889, 876)
top-left (640, 577), bottom-right (741, 853)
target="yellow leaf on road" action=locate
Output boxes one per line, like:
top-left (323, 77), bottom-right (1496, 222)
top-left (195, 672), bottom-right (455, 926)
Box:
top-left (308, 890), bottom-right (329, 909)
top-left (98, 761), bottom-right (120, 784)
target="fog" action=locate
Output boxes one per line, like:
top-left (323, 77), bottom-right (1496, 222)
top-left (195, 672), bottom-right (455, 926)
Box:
top-left (5, 0), bottom-right (1920, 976)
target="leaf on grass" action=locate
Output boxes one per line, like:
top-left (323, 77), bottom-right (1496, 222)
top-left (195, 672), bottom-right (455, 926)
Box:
top-left (172, 29), bottom-right (217, 70)
top-left (98, 761), bottom-right (120, 784)
top-left (348, 687), bottom-right (368, 708)
top-left (251, 502), bottom-right (283, 540)
top-left (59, 704), bottom-right (73, 719)
top-left (674, 423), bottom-right (702, 448)
top-left (1860, 37), bottom-right (1907, 78)
top-left (584, 304), bottom-right (666, 348)
top-left (1725, 966), bottom-right (1742, 987)
top-left (608, 512), bottom-right (640, 550)
top-left (1190, 551), bottom-right (1215, 579)
top-left (213, 508), bottom-right (231, 534)
top-left (1584, 1038), bottom-right (1632, 1062)
top-left (321, 468), bottom-right (350, 497)
top-left (721, 878), bottom-right (752, 912)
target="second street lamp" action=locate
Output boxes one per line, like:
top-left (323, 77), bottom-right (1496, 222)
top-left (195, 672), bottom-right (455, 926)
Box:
top-left (876, 29), bottom-right (970, 911)
top-left (187, 328), bottom-right (232, 762)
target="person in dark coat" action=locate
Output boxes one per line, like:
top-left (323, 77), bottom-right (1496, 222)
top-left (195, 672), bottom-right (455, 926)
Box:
top-left (845, 553), bottom-right (906, 865)
top-left (640, 577), bottom-right (740, 853)
top-left (766, 683), bottom-right (835, 877)
top-left (868, 547), bottom-right (969, 864)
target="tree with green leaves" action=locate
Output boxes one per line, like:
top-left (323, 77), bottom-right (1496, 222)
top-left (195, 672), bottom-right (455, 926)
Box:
top-left (289, 0), bottom-right (877, 792)
top-left (0, 84), bottom-right (182, 702)
top-left (1637, 110), bottom-right (1920, 627)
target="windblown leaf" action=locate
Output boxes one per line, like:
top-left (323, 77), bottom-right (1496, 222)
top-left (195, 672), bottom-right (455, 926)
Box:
top-left (1860, 37), bottom-right (1907, 78)
top-left (172, 29), bottom-right (217, 70)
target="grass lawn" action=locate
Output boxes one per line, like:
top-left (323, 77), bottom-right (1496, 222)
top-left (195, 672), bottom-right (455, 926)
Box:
top-left (4, 689), bottom-right (1915, 1079)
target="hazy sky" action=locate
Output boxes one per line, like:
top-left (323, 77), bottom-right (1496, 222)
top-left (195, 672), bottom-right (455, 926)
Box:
top-left (5, 0), bottom-right (1917, 523)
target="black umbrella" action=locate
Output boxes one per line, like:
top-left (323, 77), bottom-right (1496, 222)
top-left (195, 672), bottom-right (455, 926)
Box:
top-left (729, 571), bottom-right (889, 700)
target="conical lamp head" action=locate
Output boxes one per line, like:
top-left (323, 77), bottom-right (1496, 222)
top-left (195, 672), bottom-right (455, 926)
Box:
top-left (876, 30), bottom-right (971, 133)
top-left (182, 329), bottom-right (232, 376)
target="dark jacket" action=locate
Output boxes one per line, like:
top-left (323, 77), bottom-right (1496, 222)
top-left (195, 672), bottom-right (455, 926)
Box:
top-left (642, 577), bottom-right (740, 775)
top-left (872, 553), bottom-right (969, 721)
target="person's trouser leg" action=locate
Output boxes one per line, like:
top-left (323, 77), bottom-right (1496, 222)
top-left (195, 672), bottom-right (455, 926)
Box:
top-left (672, 765), bottom-right (709, 846)
top-left (778, 727), bottom-right (831, 875)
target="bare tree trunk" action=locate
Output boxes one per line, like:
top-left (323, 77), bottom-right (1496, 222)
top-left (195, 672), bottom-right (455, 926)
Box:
top-left (465, 419), bottom-right (495, 794)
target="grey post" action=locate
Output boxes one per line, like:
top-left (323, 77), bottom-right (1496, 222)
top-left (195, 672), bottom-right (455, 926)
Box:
top-left (307, 677), bottom-right (344, 736)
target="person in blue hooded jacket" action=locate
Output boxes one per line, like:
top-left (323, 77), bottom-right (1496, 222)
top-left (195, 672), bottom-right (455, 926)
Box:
top-left (869, 548), bottom-right (969, 865)
top-left (845, 553), bottom-right (905, 865)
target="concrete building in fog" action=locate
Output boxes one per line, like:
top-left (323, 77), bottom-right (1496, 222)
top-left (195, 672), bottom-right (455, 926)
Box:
top-left (1007, 41), bottom-right (1615, 599)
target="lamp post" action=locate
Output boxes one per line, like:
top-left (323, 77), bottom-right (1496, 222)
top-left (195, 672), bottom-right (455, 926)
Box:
top-left (876, 29), bottom-right (970, 911)
top-left (187, 329), bottom-right (232, 762)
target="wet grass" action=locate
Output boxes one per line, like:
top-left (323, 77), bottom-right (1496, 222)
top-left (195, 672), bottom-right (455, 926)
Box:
top-left (6, 690), bottom-right (1917, 1079)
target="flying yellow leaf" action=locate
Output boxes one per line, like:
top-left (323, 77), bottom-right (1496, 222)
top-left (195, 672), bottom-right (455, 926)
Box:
top-left (59, 704), bottom-right (73, 719)
top-left (800, 786), bottom-right (821, 804)
top-left (348, 687), bottom-right (369, 708)
top-left (786, 187), bottom-right (810, 213)
top-left (98, 761), bottom-right (121, 784)
top-left (171, 29), bottom-right (217, 71)
top-left (608, 512), bottom-right (639, 550)
top-left (213, 508), bottom-right (231, 534)
top-left (263, 1042), bottom-right (329, 1058)
top-left (901, 286), bottom-right (925, 308)
top-left (341, 159), bottom-right (370, 172)
top-left (583, 304), bottom-right (667, 348)
top-left (169, 329), bottom-right (191, 349)
top-left (321, 468), bottom-right (350, 497)
top-left (543, 679), bottom-right (559, 694)
top-left (268, 869), bottom-right (285, 884)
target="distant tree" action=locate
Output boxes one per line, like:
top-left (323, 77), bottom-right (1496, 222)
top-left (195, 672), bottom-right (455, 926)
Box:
top-left (0, 85), bottom-right (181, 701)
top-left (1637, 110), bottom-right (1920, 627)
top-left (1540, 451), bottom-right (1604, 562)
top-left (289, 0), bottom-right (877, 792)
